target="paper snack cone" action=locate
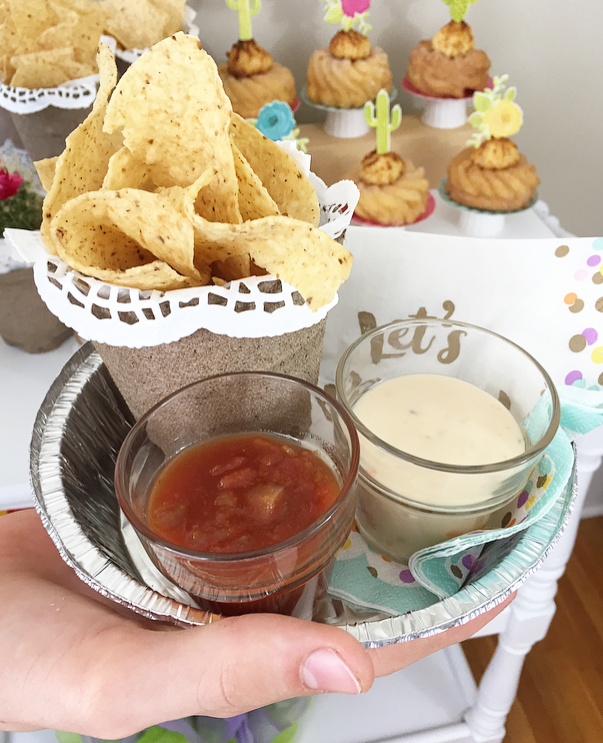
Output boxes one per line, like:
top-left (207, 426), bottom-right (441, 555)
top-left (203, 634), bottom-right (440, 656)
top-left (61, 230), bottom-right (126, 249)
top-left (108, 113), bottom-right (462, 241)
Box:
top-left (0, 76), bottom-right (98, 163)
top-left (9, 105), bottom-right (93, 162)
top-left (0, 266), bottom-right (72, 353)
top-left (93, 320), bottom-right (326, 421)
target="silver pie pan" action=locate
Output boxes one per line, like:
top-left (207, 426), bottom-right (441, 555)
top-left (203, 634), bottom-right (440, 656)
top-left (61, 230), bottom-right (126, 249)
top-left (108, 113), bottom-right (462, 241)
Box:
top-left (30, 343), bottom-right (577, 647)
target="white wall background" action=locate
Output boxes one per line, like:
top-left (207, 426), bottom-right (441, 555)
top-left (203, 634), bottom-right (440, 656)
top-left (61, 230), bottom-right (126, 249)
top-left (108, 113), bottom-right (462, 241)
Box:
top-left (191, 0), bottom-right (603, 239)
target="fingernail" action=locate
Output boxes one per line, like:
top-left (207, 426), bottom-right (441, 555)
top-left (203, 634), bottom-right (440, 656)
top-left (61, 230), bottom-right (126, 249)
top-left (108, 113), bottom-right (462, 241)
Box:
top-left (302, 649), bottom-right (362, 694)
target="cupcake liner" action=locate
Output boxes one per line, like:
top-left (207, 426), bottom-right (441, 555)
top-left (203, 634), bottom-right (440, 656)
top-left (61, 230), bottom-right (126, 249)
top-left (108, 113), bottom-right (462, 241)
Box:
top-left (438, 178), bottom-right (539, 237)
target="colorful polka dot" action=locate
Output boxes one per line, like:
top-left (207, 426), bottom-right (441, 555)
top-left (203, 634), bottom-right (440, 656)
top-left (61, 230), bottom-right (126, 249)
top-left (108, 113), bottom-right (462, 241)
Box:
top-left (517, 490), bottom-right (529, 508)
top-left (526, 495), bottom-right (536, 509)
top-left (367, 566), bottom-right (378, 578)
top-left (571, 378), bottom-right (587, 388)
top-left (593, 238), bottom-right (603, 251)
top-left (574, 269), bottom-right (588, 281)
top-left (564, 292), bottom-right (577, 304)
top-left (399, 569), bottom-right (415, 584)
top-left (341, 538), bottom-right (352, 550)
top-left (501, 512), bottom-right (512, 527)
top-left (592, 347), bottom-right (603, 364)
top-left (555, 245), bottom-right (570, 257)
top-left (594, 273), bottom-right (603, 285)
top-left (582, 328), bottom-right (598, 345)
top-left (565, 370), bottom-right (583, 386)
top-left (542, 475), bottom-right (553, 491)
top-left (462, 554), bottom-right (474, 570)
top-left (450, 564), bottom-right (463, 579)
top-left (596, 297), bottom-right (603, 312)
top-left (569, 334), bottom-right (587, 352)
top-left (599, 372), bottom-right (603, 385)
top-left (569, 299), bottom-right (585, 313)
top-left (587, 255), bottom-right (601, 267)
top-left (565, 369), bottom-right (582, 386)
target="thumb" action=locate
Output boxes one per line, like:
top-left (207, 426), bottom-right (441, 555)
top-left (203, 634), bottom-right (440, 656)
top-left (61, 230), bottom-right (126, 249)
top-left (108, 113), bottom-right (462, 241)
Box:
top-left (91, 613), bottom-right (374, 738)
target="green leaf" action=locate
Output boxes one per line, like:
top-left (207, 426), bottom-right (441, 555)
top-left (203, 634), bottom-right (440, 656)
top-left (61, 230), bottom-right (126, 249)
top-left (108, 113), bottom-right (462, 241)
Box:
top-left (504, 86), bottom-right (517, 102)
top-left (324, 6), bottom-right (343, 24)
top-left (468, 112), bottom-right (484, 127)
top-left (472, 92), bottom-right (491, 112)
top-left (55, 733), bottom-right (82, 743)
top-left (272, 721), bottom-right (299, 743)
top-left (136, 726), bottom-right (188, 743)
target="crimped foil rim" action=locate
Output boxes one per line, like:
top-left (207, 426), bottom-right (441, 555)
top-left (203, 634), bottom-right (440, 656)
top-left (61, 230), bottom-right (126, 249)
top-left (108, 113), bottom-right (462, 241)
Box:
top-left (29, 343), bottom-right (577, 645)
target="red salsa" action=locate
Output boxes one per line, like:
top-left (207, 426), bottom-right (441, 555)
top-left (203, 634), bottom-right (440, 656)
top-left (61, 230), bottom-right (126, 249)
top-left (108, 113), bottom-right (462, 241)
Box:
top-left (146, 433), bottom-right (340, 553)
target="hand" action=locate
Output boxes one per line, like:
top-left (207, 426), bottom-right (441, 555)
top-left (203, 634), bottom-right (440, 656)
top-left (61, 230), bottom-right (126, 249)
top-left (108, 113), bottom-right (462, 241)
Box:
top-left (0, 510), bottom-right (513, 738)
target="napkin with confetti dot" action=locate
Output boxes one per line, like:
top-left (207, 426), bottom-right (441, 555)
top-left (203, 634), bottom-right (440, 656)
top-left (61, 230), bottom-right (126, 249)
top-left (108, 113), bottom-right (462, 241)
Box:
top-left (322, 230), bottom-right (603, 614)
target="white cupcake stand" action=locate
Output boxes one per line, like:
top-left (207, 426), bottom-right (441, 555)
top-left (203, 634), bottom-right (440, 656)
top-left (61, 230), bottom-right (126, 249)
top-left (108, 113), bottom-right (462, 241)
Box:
top-left (401, 77), bottom-right (474, 130)
top-left (301, 86), bottom-right (398, 139)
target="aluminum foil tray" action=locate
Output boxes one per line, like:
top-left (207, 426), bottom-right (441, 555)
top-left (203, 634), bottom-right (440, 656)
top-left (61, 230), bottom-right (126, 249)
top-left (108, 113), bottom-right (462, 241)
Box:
top-left (30, 343), bottom-right (577, 647)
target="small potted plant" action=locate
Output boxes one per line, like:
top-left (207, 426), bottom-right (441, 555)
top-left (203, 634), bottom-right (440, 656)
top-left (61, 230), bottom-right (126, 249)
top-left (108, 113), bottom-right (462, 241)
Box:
top-left (0, 140), bottom-right (71, 353)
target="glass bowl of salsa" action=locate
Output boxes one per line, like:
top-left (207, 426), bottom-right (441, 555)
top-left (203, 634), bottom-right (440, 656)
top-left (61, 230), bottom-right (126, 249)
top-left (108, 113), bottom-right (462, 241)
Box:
top-left (335, 318), bottom-right (560, 564)
top-left (115, 371), bottom-right (360, 619)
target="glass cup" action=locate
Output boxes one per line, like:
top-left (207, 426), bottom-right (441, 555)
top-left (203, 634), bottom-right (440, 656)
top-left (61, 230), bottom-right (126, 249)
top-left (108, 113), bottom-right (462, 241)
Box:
top-left (115, 371), bottom-right (359, 619)
top-left (335, 319), bottom-right (560, 564)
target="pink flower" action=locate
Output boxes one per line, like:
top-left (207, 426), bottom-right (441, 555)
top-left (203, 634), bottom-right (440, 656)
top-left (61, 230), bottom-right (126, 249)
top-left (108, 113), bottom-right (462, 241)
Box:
top-left (341, 0), bottom-right (370, 17)
top-left (0, 168), bottom-right (23, 201)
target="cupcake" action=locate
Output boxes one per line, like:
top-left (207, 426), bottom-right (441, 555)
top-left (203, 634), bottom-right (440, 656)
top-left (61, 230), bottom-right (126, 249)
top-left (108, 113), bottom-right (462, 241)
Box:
top-left (350, 152), bottom-right (429, 225)
top-left (306, 0), bottom-right (392, 109)
top-left (218, 0), bottom-right (295, 119)
top-left (406, 1), bottom-right (490, 99)
top-left (347, 90), bottom-right (429, 225)
top-left (445, 76), bottom-right (540, 211)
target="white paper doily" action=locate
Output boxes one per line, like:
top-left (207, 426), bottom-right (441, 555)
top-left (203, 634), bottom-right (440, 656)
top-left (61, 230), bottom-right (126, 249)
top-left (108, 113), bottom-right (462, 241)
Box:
top-left (0, 75), bottom-right (99, 114)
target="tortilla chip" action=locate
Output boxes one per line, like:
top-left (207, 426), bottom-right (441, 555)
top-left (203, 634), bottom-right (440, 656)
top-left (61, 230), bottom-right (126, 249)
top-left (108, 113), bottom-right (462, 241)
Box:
top-left (34, 156), bottom-right (58, 192)
top-left (103, 33), bottom-right (241, 224)
top-left (11, 60), bottom-right (68, 87)
top-left (230, 113), bottom-right (320, 226)
top-left (51, 188), bottom-right (204, 283)
top-left (9, 0), bottom-right (57, 41)
top-left (102, 146), bottom-right (155, 190)
top-left (231, 142), bottom-right (280, 221)
top-left (41, 43), bottom-right (121, 252)
top-left (102, 0), bottom-right (179, 51)
top-left (191, 214), bottom-right (352, 310)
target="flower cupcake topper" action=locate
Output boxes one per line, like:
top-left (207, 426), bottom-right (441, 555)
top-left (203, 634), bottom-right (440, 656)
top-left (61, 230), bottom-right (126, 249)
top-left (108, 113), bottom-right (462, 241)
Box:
top-left (467, 74), bottom-right (523, 148)
top-left (321, 0), bottom-right (372, 35)
top-left (226, 0), bottom-right (261, 42)
top-left (443, 0), bottom-right (480, 22)
top-left (250, 101), bottom-right (309, 152)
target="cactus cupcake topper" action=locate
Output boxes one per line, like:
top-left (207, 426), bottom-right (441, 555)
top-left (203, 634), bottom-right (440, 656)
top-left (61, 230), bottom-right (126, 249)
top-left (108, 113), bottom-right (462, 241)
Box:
top-left (365, 89), bottom-right (401, 155)
top-left (443, 0), bottom-right (480, 23)
top-left (226, 0), bottom-right (261, 42)
top-left (467, 74), bottom-right (523, 148)
top-left (321, 0), bottom-right (372, 35)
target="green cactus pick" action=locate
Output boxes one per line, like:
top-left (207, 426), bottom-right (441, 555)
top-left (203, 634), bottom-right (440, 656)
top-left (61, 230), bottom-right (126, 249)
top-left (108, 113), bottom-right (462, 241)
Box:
top-left (442, 0), bottom-right (479, 23)
top-left (226, 0), bottom-right (261, 42)
top-left (364, 90), bottom-right (401, 155)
